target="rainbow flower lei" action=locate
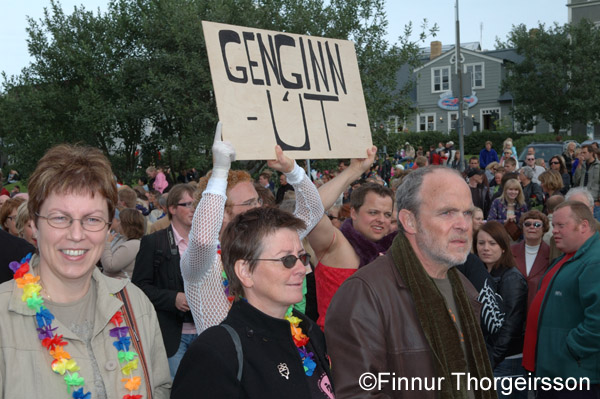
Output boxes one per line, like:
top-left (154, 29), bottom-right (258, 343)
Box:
top-left (285, 307), bottom-right (316, 376)
top-left (9, 253), bottom-right (143, 399)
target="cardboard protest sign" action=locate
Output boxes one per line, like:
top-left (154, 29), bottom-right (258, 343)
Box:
top-left (202, 21), bottom-right (372, 160)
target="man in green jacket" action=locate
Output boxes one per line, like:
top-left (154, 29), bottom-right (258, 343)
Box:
top-left (523, 200), bottom-right (600, 398)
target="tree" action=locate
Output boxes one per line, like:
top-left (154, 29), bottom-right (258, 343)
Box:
top-left (0, 0), bottom-right (435, 178)
top-left (498, 20), bottom-right (600, 135)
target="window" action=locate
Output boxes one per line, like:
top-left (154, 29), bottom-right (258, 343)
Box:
top-left (386, 116), bottom-right (407, 134)
top-left (448, 112), bottom-right (458, 133)
top-left (432, 67), bottom-right (450, 92)
top-left (465, 63), bottom-right (484, 89)
top-left (418, 113), bottom-right (436, 132)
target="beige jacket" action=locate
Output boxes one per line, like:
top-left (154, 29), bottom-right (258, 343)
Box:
top-left (0, 267), bottom-right (171, 398)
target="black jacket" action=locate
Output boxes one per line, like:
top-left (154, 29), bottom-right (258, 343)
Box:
top-left (486, 266), bottom-right (528, 368)
top-left (172, 300), bottom-right (333, 399)
top-left (0, 229), bottom-right (35, 285)
top-left (132, 225), bottom-right (191, 356)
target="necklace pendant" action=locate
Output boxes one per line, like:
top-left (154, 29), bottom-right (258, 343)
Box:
top-left (277, 363), bottom-right (290, 379)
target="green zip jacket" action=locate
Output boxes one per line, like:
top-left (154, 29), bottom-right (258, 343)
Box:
top-left (535, 231), bottom-right (600, 383)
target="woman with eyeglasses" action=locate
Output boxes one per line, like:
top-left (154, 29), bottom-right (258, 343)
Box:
top-left (474, 221), bottom-right (527, 399)
top-left (0, 145), bottom-right (171, 398)
top-left (510, 210), bottom-right (550, 310)
top-left (172, 207), bottom-right (334, 399)
top-left (547, 155), bottom-right (571, 194)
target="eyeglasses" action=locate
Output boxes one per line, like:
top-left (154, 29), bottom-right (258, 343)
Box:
top-left (231, 197), bottom-right (263, 208)
top-left (549, 161), bottom-right (560, 165)
top-left (524, 221), bottom-right (543, 229)
top-left (36, 213), bottom-right (110, 232)
top-left (526, 158), bottom-right (535, 161)
top-left (249, 253), bottom-right (311, 268)
top-left (177, 201), bottom-right (194, 209)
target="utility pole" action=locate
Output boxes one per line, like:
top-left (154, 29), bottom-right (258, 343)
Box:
top-left (455, 0), bottom-right (465, 172)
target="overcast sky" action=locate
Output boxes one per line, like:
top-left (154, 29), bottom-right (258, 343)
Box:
top-left (1, 0), bottom-right (568, 78)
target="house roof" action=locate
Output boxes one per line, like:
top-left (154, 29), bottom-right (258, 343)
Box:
top-left (415, 47), bottom-right (504, 72)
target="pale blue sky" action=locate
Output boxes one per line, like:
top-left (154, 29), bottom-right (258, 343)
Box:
top-left (1, 0), bottom-right (568, 78)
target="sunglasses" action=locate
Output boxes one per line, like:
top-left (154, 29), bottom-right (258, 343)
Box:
top-left (550, 161), bottom-right (560, 165)
top-left (524, 221), bottom-right (543, 228)
top-left (249, 253), bottom-right (311, 268)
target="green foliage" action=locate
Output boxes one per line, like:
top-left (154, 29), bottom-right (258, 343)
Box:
top-left (0, 0), bottom-right (436, 180)
top-left (498, 20), bottom-right (600, 135)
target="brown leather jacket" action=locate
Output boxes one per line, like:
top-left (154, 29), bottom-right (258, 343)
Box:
top-left (325, 253), bottom-right (482, 399)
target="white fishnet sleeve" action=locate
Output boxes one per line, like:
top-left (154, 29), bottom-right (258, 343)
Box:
top-left (181, 177), bottom-right (231, 334)
top-left (286, 163), bottom-right (324, 239)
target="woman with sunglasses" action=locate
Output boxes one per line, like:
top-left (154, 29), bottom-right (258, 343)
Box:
top-left (510, 210), bottom-right (550, 310)
top-left (474, 221), bottom-right (527, 399)
top-left (548, 155), bottom-right (571, 194)
top-left (172, 207), bottom-right (334, 399)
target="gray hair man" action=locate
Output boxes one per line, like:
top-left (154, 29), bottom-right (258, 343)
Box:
top-left (325, 166), bottom-right (495, 399)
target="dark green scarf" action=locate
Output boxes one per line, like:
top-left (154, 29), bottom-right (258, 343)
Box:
top-left (390, 233), bottom-right (496, 399)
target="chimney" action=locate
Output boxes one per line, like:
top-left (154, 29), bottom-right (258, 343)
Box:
top-left (430, 41), bottom-right (442, 60)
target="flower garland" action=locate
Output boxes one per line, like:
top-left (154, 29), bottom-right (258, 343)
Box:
top-left (9, 253), bottom-right (143, 399)
top-left (285, 308), bottom-right (316, 376)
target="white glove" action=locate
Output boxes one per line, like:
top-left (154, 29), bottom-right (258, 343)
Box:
top-left (212, 122), bottom-right (236, 179)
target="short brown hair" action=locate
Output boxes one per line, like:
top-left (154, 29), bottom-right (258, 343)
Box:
top-left (415, 155), bottom-right (428, 167)
top-left (118, 187), bottom-right (138, 208)
top-left (28, 144), bottom-right (117, 224)
top-left (546, 195), bottom-right (565, 213)
top-left (555, 200), bottom-right (595, 226)
top-left (538, 170), bottom-right (564, 193)
top-left (1, 197), bottom-right (26, 230)
top-left (519, 210), bottom-right (550, 233)
top-left (119, 208), bottom-right (146, 239)
top-left (503, 157), bottom-right (516, 168)
top-left (221, 207), bottom-right (306, 299)
top-left (166, 184), bottom-right (195, 220)
top-left (350, 183), bottom-right (393, 211)
top-left (254, 183), bottom-right (275, 208)
top-left (474, 221), bottom-right (517, 270)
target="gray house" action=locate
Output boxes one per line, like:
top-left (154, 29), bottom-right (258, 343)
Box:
top-left (392, 41), bottom-right (555, 135)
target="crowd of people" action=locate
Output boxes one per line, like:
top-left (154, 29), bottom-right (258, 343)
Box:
top-left (1, 131), bottom-right (600, 399)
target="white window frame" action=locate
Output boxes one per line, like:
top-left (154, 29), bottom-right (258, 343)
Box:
top-left (464, 62), bottom-right (485, 89)
top-left (447, 111), bottom-right (458, 133)
top-left (431, 66), bottom-right (451, 93)
top-left (387, 116), bottom-right (407, 134)
top-left (417, 113), bottom-right (436, 132)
